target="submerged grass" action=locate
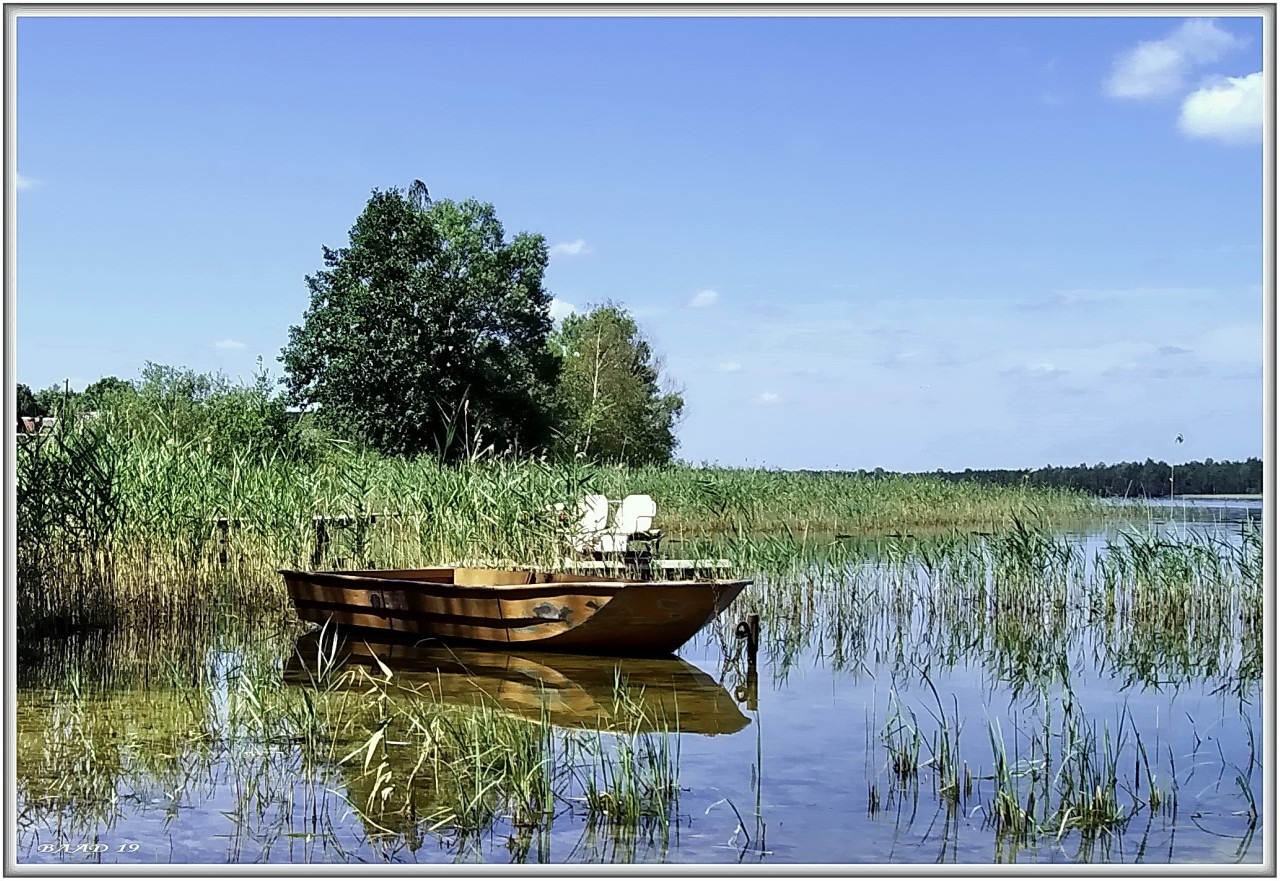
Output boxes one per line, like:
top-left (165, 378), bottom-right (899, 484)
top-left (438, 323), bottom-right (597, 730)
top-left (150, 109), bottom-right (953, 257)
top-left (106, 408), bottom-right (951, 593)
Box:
top-left (711, 516), bottom-right (1261, 697)
top-left (860, 681), bottom-right (1241, 861)
top-left (16, 623), bottom-right (689, 862)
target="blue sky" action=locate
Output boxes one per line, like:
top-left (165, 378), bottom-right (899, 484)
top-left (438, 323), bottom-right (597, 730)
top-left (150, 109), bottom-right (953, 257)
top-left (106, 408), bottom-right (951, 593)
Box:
top-left (16, 15), bottom-right (1266, 471)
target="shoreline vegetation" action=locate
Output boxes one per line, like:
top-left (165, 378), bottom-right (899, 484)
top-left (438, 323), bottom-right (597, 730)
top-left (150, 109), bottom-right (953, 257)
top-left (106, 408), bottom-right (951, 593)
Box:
top-left (16, 419), bottom-right (1109, 638)
top-left (893, 458), bottom-right (1262, 499)
top-left (16, 365), bottom-right (1258, 641)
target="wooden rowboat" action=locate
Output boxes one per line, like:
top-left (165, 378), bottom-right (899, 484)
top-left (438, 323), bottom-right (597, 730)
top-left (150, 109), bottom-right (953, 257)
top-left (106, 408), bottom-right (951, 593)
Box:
top-left (280, 566), bottom-right (750, 656)
top-left (285, 633), bottom-right (750, 736)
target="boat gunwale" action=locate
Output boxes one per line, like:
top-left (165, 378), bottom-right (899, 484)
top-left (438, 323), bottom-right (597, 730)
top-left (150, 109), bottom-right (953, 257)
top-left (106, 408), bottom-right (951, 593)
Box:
top-left (278, 568), bottom-right (751, 593)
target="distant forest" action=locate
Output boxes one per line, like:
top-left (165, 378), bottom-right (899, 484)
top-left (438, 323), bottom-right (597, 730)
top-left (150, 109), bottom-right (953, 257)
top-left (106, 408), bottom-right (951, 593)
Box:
top-left (903, 458), bottom-right (1263, 498)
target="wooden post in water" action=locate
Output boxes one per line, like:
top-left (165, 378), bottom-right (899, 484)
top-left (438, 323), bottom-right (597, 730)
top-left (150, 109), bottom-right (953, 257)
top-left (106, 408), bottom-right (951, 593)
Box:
top-left (744, 666), bottom-right (759, 712)
top-left (736, 613), bottom-right (760, 670)
top-left (734, 667), bottom-right (759, 711)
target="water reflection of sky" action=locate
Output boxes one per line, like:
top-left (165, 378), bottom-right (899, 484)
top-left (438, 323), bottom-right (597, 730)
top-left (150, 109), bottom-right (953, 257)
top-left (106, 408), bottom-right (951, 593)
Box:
top-left (1104, 496), bottom-right (1263, 523)
top-left (17, 516), bottom-right (1263, 866)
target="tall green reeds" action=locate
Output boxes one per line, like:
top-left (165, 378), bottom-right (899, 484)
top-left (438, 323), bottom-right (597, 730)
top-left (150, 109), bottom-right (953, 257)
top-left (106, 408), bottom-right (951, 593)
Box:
top-left (17, 400), bottom-right (1111, 637)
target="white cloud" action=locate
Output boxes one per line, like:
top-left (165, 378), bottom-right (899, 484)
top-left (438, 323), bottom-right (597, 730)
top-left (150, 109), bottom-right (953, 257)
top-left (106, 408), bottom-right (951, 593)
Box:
top-left (16, 173), bottom-right (39, 190)
top-left (550, 239), bottom-right (589, 258)
top-left (1106, 19), bottom-right (1243, 99)
top-left (549, 298), bottom-right (577, 322)
top-left (715, 361), bottom-right (742, 373)
top-left (755, 391), bottom-right (781, 405)
top-left (689, 289), bottom-right (719, 308)
top-left (1178, 71), bottom-right (1263, 144)
top-left (999, 362), bottom-right (1069, 381)
top-left (213, 339), bottom-right (246, 350)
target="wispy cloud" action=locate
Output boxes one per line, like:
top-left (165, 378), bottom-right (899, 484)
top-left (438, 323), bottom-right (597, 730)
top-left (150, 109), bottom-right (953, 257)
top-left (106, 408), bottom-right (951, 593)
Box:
top-left (876, 346), bottom-right (959, 371)
top-left (1103, 362), bottom-right (1210, 381)
top-left (1017, 287), bottom-right (1216, 311)
top-left (213, 339), bottom-right (247, 350)
top-left (1105, 18), bottom-right (1244, 100)
top-left (549, 239), bottom-right (589, 258)
top-left (688, 289), bottom-right (719, 309)
top-left (549, 298), bottom-right (577, 322)
top-left (1001, 362), bottom-right (1070, 381)
top-left (755, 391), bottom-right (781, 405)
top-left (1178, 71), bottom-right (1263, 144)
top-left (16, 173), bottom-right (39, 190)
top-left (715, 361), bottom-right (742, 373)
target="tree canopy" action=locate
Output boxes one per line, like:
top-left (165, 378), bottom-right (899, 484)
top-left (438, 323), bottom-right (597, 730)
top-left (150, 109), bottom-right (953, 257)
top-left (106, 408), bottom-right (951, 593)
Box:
top-left (80, 376), bottom-right (135, 410)
top-left (910, 457), bottom-right (1263, 498)
top-left (17, 383), bottom-right (42, 418)
top-left (280, 186), bottom-right (560, 459)
top-left (551, 303), bottom-right (684, 466)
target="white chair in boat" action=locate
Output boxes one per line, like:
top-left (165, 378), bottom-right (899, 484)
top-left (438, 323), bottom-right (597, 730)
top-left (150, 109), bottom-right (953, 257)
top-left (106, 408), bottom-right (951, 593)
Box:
top-left (595, 494), bottom-right (662, 555)
top-left (567, 493), bottom-right (611, 554)
top-left (562, 494), bottom-right (729, 572)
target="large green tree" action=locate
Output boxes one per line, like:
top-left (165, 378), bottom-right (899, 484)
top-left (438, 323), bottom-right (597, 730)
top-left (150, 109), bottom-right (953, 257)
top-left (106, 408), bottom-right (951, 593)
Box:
top-left (16, 383), bottom-right (42, 418)
top-left (80, 376), bottom-right (135, 410)
top-left (551, 303), bottom-right (684, 465)
top-left (280, 184), bottom-right (560, 458)
top-left (33, 384), bottom-right (69, 418)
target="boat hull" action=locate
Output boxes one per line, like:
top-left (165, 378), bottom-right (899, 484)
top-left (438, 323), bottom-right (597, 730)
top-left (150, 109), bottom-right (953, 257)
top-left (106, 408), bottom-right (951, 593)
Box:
top-left (280, 567), bottom-right (750, 656)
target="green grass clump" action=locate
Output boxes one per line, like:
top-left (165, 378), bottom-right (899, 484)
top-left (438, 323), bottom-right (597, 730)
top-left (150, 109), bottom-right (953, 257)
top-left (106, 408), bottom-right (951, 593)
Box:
top-left (16, 623), bottom-right (687, 861)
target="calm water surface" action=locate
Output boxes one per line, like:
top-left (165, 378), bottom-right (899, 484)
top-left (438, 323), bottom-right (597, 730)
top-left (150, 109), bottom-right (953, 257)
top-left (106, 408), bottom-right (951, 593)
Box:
top-left (16, 513), bottom-right (1264, 866)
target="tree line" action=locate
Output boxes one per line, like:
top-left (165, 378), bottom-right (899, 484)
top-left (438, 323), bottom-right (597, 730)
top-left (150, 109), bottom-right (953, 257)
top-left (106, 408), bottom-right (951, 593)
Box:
top-left (888, 459), bottom-right (1261, 498)
top-left (19, 181), bottom-right (684, 467)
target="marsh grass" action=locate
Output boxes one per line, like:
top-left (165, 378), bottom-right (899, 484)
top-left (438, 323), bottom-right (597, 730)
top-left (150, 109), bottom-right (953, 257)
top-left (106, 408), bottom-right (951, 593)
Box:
top-left (707, 517), bottom-right (1260, 697)
top-left (18, 610), bottom-right (699, 865)
top-left (18, 410), bottom-right (1110, 636)
top-left (863, 682), bottom-right (1206, 859)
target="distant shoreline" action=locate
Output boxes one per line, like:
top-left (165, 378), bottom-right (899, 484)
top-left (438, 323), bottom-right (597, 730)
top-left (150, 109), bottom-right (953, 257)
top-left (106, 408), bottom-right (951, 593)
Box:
top-left (1175, 494), bottom-right (1264, 501)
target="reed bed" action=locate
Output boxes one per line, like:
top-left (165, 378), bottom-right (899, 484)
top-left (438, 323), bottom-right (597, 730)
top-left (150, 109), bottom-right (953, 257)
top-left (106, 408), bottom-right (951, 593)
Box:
top-left (708, 518), bottom-right (1262, 696)
top-left (858, 674), bottom-right (1263, 863)
top-left (17, 415), bottom-right (1112, 637)
top-left (980, 696), bottom-right (1146, 849)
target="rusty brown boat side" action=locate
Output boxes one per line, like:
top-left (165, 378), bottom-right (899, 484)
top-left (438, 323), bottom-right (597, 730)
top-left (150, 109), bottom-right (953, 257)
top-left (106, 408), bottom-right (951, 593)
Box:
top-left (280, 567), bottom-right (749, 656)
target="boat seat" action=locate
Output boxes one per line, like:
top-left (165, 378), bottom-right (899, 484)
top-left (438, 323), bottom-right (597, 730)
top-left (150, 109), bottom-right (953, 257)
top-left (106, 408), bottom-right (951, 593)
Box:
top-left (596, 494), bottom-right (662, 555)
top-left (568, 493), bottom-right (611, 554)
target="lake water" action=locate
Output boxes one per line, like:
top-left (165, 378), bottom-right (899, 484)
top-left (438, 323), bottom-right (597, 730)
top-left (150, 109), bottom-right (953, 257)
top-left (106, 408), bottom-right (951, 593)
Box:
top-left (15, 510), bottom-right (1264, 866)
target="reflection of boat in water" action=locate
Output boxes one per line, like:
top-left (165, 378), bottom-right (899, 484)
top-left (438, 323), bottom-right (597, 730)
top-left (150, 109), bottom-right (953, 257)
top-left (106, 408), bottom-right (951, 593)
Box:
top-left (285, 633), bottom-right (750, 736)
